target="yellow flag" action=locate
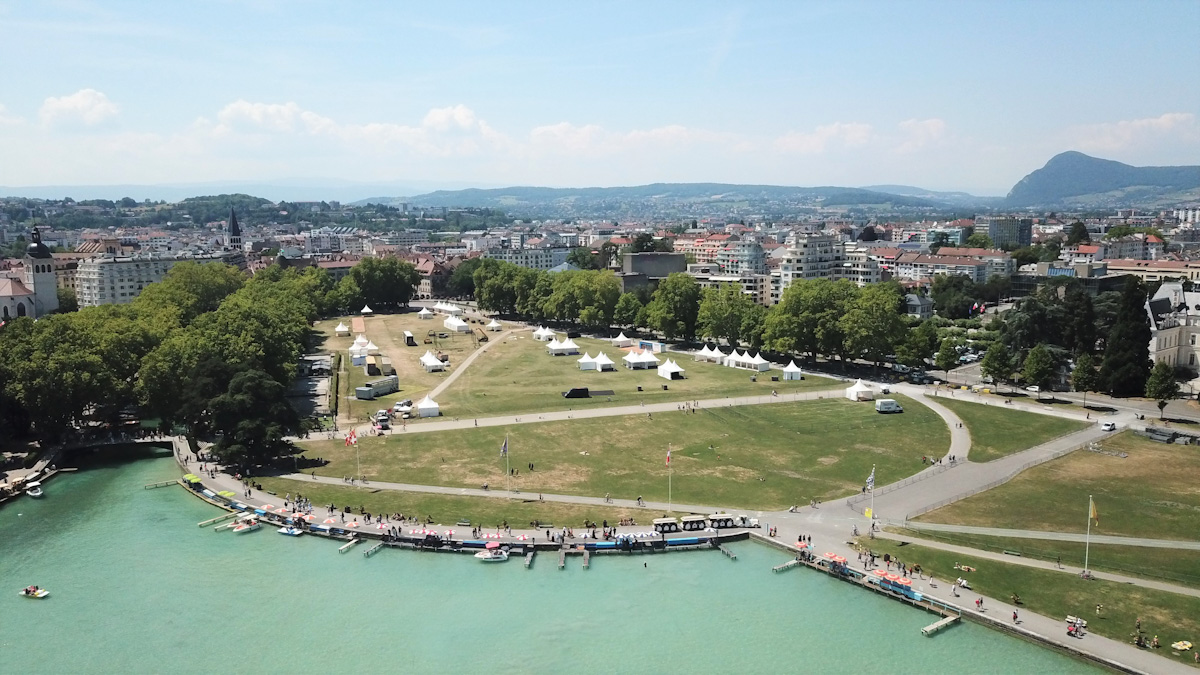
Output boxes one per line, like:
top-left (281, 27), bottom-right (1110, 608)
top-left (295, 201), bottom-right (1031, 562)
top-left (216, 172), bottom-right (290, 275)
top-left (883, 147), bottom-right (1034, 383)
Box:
top-left (864, 508), bottom-right (873, 519)
top-left (1089, 497), bottom-right (1099, 525)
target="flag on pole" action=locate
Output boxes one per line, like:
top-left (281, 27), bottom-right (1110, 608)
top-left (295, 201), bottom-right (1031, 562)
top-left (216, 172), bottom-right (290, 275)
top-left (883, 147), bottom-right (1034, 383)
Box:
top-left (1089, 496), bottom-right (1099, 525)
top-left (500, 434), bottom-right (508, 456)
top-left (866, 466), bottom-right (875, 491)
top-left (666, 449), bottom-right (671, 467)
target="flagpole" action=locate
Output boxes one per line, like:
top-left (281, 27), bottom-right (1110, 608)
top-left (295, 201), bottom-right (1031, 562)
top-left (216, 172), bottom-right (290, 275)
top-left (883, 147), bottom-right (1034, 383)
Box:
top-left (1085, 494), bottom-right (1092, 574)
top-left (504, 434), bottom-right (511, 498)
top-left (668, 443), bottom-right (672, 513)
top-left (870, 463), bottom-right (875, 521)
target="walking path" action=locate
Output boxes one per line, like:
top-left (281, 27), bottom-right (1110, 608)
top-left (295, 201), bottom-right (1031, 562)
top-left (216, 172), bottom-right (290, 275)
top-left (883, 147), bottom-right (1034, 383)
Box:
top-left (900, 522), bottom-right (1200, 551)
top-left (426, 328), bottom-right (517, 399)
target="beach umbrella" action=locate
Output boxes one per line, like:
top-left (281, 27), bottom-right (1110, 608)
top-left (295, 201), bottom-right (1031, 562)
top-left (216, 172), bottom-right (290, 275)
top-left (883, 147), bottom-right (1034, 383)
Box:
top-left (833, 555), bottom-right (847, 563)
top-left (515, 534), bottom-right (529, 541)
top-left (885, 573), bottom-right (901, 581)
top-left (274, 508), bottom-right (288, 514)
top-left (409, 528), bottom-right (422, 535)
top-left (217, 490), bottom-right (236, 498)
top-left (444, 530), bottom-right (455, 537)
top-left (795, 542), bottom-right (808, 549)
top-left (485, 541), bottom-right (500, 549)
top-left (261, 505), bottom-right (274, 511)
top-left (823, 552), bottom-right (837, 559)
top-left (301, 514), bottom-right (315, 521)
top-left (376, 523), bottom-right (389, 530)
top-left (347, 521), bottom-right (359, 528)
top-left (323, 518), bottom-right (337, 524)
top-left (896, 578), bottom-right (912, 586)
top-left (873, 570), bottom-right (887, 578)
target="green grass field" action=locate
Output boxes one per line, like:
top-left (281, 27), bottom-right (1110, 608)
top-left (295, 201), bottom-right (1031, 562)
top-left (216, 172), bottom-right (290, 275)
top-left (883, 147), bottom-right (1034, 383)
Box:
top-left (433, 333), bottom-right (837, 417)
top-left (934, 397), bottom-right (1090, 462)
top-left (254, 477), bottom-right (650, 530)
top-left (889, 528), bottom-right (1200, 590)
top-left (917, 431), bottom-right (1200, 541)
top-left (293, 395), bottom-right (949, 510)
top-left (861, 539), bottom-right (1200, 669)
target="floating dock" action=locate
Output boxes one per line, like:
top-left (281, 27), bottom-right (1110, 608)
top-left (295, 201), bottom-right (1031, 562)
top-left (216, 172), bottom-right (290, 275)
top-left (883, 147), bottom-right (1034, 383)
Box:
top-left (363, 542), bottom-right (385, 558)
top-left (199, 512), bottom-right (238, 528)
top-left (339, 538), bottom-right (361, 553)
top-left (772, 559), bottom-right (802, 573)
top-left (718, 544), bottom-right (737, 560)
top-left (922, 616), bottom-right (960, 636)
top-left (144, 480), bottom-right (177, 490)
top-left (582, 550), bottom-right (590, 569)
top-left (558, 549), bottom-right (566, 569)
top-left (524, 551), bottom-right (535, 568)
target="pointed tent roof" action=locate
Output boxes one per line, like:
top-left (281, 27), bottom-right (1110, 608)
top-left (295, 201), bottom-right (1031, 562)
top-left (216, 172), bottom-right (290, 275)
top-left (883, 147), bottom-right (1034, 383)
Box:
top-left (547, 337), bottom-right (563, 349)
top-left (847, 379), bottom-right (873, 393)
top-left (361, 305), bottom-right (373, 314)
top-left (560, 338), bottom-right (579, 350)
top-left (334, 322), bottom-right (349, 332)
top-left (783, 360), bottom-right (803, 373)
top-left (417, 395), bottom-right (439, 409)
top-left (444, 316), bottom-right (467, 327)
top-left (638, 350), bottom-right (660, 364)
top-left (622, 350), bottom-right (641, 363)
top-left (751, 352), bottom-right (769, 365)
top-left (533, 326), bottom-right (555, 338)
top-left (365, 341), bottom-right (378, 350)
top-left (418, 307), bottom-right (433, 316)
top-left (594, 352), bottom-right (615, 367)
top-left (711, 346), bottom-right (726, 358)
top-left (577, 352), bottom-right (594, 364)
top-left (420, 351), bottom-right (443, 367)
top-left (486, 319), bottom-right (501, 328)
top-left (697, 344), bottom-right (713, 357)
top-left (354, 334), bottom-right (369, 346)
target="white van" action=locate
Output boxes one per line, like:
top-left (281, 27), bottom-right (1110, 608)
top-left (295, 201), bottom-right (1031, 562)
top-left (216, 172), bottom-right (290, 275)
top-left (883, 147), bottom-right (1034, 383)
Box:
top-left (875, 399), bottom-right (903, 414)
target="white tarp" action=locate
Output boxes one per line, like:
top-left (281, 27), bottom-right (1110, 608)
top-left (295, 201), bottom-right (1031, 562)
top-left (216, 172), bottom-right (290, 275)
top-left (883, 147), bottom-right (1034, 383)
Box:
top-left (417, 307), bottom-right (434, 319)
top-left (845, 379), bottom-right (875, 401)
top-left (416, 395), bottom-right (440, 417)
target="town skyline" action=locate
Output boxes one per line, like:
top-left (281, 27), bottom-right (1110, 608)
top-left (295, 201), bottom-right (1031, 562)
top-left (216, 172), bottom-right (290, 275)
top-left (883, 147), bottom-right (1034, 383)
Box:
top-left (1, 1), bottom-right (1197, 194)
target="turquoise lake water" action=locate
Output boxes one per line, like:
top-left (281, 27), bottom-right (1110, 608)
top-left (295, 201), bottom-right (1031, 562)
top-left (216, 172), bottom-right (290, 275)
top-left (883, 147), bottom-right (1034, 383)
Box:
top-left (0, 450), bottom-right (1098, 674)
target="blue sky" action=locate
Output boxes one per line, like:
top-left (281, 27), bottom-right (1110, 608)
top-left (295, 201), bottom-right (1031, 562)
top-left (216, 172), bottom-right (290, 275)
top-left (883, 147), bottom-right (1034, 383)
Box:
top-left (1, 0), bottom-right (1197, 195)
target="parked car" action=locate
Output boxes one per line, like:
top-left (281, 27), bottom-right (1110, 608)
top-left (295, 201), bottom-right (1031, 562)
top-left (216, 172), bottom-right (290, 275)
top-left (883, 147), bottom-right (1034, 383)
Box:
top-left (1101, 422), bottom-right (1117, 432)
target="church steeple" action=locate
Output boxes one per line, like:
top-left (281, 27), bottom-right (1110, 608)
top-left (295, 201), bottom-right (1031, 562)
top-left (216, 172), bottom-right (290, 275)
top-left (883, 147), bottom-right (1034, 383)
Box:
top-left (227, 208), bottom-right (242, 250)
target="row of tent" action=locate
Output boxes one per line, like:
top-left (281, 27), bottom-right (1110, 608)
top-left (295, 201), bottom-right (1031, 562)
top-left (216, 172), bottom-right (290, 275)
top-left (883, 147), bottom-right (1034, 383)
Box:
top-left (577, 352), bottom-right (616, 371)
top-left (547, 337), bottom-right (581, 355)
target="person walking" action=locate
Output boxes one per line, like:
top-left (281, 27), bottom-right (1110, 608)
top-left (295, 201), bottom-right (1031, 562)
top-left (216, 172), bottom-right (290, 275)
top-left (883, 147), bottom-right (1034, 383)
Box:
top-left (1012, 610), bottom-right (1018, 624)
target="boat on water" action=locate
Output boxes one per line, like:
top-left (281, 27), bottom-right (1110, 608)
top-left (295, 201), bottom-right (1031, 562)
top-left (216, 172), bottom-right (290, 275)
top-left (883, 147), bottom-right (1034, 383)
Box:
top-left (25, 482), bottom-right (44, 498)
top-left (278, 527), bottom-right (304, 536)
top-left (19, 586), bottom-right (49, 599)
top-left (475, 542), bottom-right (509, 562)
top-left (232, 517), bottom-right (261, 534)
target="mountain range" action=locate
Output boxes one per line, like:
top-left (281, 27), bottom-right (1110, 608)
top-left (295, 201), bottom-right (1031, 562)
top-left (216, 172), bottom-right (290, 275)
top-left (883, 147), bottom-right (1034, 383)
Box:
top-left (1004, 151), bottom-right (1200, 207)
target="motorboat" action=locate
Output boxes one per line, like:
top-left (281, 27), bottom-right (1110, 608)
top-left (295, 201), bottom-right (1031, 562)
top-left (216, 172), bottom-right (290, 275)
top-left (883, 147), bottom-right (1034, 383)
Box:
top-left (475, 541), bottom-right (509, 561)
top-left (278, 526), bottom-right (304, 536)
top-left (19, 586), bottom-right (49, 599)
top-left (232, 517), bottom-right (261, 534)
top-left (25, 482), bottom-right (43, 498)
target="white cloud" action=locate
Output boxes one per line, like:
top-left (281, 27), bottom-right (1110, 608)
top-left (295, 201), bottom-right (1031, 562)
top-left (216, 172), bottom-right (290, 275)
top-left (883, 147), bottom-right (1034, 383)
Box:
top-left (1072, 113), bottom-right (1199, 153)
top-left (39, 88), bottom-right (119, 126)
top-left (0, 104), bottom-right (22, 126)
top-left (895, 118), bottom-right (947, 153)
top-left (774, 122), bottom-right (872, 154)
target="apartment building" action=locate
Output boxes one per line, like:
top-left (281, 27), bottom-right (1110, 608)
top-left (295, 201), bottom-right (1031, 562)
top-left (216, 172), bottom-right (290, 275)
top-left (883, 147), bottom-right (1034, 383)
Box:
top-left (482, 246), bottom-right (570, 270)
top-left (976, 216), bottom-right (1033, 249)
top-left (687, 264), bottom-right (771, 306)
top-left (933, 247), bottom-right (1015, 280)
top-left (892, 253), bottom-right (988, 284)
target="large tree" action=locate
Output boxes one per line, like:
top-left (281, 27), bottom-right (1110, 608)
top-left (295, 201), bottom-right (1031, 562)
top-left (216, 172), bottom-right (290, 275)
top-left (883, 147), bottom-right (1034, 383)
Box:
top-left (348, 257), bottom-right (419, 309)
top-left (613, 292), bottom-right (643, 329)
top-left (1066, 221), bottom-right (1091, 245)
top-left (697, 283), bottom-right (757, 346)
top-left (1098, 277), bottom-right (1152, 397)
top-left (1022, 343), bottom-right (1056, 398)
top-left (935, 338), bottom-right (959, 375)
top-left (840, 284), bottom-right (905, 364)
top-left (207, 369), bottom-right (301, 466)
top-left (1071, 352), bottom-right (1099, 408)
top-left (133, 260), bottom-right (246, 326)
top-left (1144, 360), bottom-right (1179, 420)
top-left (980, 342), bottom-right (1014, 384)
top-left (644, 273), bottom-right (701, 340)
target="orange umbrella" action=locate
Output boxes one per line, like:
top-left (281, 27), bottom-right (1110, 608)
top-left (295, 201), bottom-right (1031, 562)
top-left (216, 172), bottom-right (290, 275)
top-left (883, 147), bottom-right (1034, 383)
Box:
top-left (832, 555), bottom-right (847, 563)
top-left (795, 542), bottom-right (809, 549)
top-left (823, 552), bottom-right (837, 559)
top-left (346, 521), bottom-right (359, 528)
top-left (323, 517), bottom-right (337, 524)
top-left (896, 578), bottom-right (912, 586)
top-left (873, 569), bottom-right (887, 577)
top-left (885, 573), bottom-right (901, 581)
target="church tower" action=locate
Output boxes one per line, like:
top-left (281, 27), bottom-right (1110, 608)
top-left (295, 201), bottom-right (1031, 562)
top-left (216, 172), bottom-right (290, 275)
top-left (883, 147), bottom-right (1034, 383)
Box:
top-left (227, 208), bottom-right (242, 251)
top-left (22, 228), bottom-right (58, 316)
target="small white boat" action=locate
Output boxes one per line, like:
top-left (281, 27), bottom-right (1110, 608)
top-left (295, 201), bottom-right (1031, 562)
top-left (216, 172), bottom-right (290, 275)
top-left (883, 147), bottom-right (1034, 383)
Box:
top-left (278, 527), bottom-right (304, 536)
top-left (232, 517), bottom-right (261, 534)
top-left (19, 587), bottom-right (49, 599)
top-left (474, 548), bottom-right (509, 562)
top-left (25, 482), bottom-right (43, 498)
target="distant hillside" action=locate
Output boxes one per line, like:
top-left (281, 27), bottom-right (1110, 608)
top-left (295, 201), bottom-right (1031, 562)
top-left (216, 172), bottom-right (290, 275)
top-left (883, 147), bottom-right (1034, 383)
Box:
top-left (1005, 151), bottom-right (1200, 207)
top-left (406, 182), bottom-right (946, 214)
top-left (863, 184), bottom-right (997, 206)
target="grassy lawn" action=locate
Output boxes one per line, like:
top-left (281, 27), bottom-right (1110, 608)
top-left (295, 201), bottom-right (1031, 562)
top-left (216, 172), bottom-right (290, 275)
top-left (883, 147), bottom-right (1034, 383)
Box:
top-left (860, 539), bottom-right (1200, 669)
top-left (293, 395), bottom-right (949, 510)
top-left (935, 397), bottom-right (1090, 462)
top-left (314, 313), bottom-right (482, 422)
top-left (917, 431), bottom-right (1200, 541)
top-left (253, 477), bottom-right (650, 530)
top-left (433, 332), bottom-right (837, 418)
top-left (888, 527), bottom-right (1200, 590)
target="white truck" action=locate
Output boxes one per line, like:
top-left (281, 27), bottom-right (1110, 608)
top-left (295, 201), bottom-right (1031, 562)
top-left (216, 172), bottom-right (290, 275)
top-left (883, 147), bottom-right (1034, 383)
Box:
top-left (875, 399), bottom-right (903, 414)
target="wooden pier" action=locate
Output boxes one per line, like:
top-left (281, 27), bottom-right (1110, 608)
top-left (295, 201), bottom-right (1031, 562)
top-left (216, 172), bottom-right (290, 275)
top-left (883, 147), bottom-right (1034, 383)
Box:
top-left (718, 544), bottom-right (737, 560)
top-left (199, 512), bottom-right (238, 527)
top-left (144, 480), bottom-right (177, 490)
top-left (772, 559), bottom-right (802, 573)
top-left (363, 542), bottom-right (385, 558)
top-left (558, 548), bottom-right (566, 569)
top-left (524, 551), bottom-right (535, 568)
top-left (582, 550), bottom-right (590, 569)
top-left (922, 615), bottom-right (960, 636)
top-left (339, 538), bottom-right (361, 553)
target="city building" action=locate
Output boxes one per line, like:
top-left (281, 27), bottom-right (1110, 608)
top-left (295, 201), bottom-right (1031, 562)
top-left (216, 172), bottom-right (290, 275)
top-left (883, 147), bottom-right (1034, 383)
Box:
top-left (482, 246), bottom-right (570, 270)
top-left (932, 247), bottom-right (1016, 280)
top-left (892, 253), bottom-right (988, 284)
top-left (0, 229), bottom-right (59, 319)
top-left (904, 293), bottom-right (934, 320)
top-left (977, 216), bottom-right (1033, 249)
top-left (686, 263), bottom-right (771, 305)
top-left (1146, 282), bottom-right (1200, 374)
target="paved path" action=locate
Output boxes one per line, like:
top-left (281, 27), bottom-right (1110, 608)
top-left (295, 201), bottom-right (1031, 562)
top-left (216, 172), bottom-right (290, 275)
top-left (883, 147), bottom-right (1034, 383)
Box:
top-left (902, 522), bottom-right (1200, 550)
top-left (426, 327), bottom-right (517, 399)
top-left (874, 530), bottom-right (1200, 599)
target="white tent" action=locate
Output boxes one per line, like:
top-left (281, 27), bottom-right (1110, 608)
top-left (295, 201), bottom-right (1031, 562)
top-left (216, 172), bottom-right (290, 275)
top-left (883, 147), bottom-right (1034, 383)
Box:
top-left (349, 345), bottom-right (368, 358)
top-left (708, 346), bottom-right (726, 363)
top-left (361, 305), bottom-right (374, 315)
top-left (486, 319), bottom-right (502, 331)
top-left (559, 338), bottom-right (580, 355)
top-left (577, 352), bottom-right (596, 371)
top-left (444, 316), bottom-right (469, 332)
top-left (354, 334), bottom-right (369, 347)
top-left (845, 379), bottom-right (875, 402)
top-left (695, 344), bottom-right (713, 361)
top-left (623, 351), bottom-right (644, 369)
top-left (546, 337), bottom-right (563, 353)
top-left (748, 352), bottom-right (771, 372)
top-left (417, 307), bottom-right (434, 320)
top-left (611, 332), bottom-right (635, 347)
top-left (638, 350), bottom-right (661, 367)
top-left (593, 352), bottom-right (616, 371)
top-left (533, 326), bottom-right (556, 341)
top-left (433, 302), bottom-right (448, 312)
top-left (420, 350), bottom-right (446, 372)
top-left (365, 341), bottom-right (380, 355)
top-left (657, 358), bottom-right (686, 380)
top-left (416, 395), bottom-right (440, 418)
top-left (782, 360), bottom-right (804, 381)
top-left (334, 322), bottom-right (350, 336)
top-left (443, 304), bottom-right (463, 316)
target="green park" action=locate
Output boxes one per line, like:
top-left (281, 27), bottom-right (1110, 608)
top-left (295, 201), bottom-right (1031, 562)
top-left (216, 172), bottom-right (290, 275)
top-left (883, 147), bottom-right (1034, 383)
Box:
top-left (933, 396), bottom-right (1090, 461)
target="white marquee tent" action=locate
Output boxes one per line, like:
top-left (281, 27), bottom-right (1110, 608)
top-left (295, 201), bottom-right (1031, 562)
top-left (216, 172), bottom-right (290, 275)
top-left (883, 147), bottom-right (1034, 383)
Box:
top-left (593, 352), bottom-right (616, 371)
top-left (560, 338), bottom-right (580, 355)
top-left (695, 344), bottom-right (714, 361)
top-left (417, 307), bottom-right (434, 320)
top-left (444, 316), bottom-right (470, 332)
top-left (354, 334), bottom-right (369, 347)
top-left (611, 332), bottom-right (635, 348)
top-left (486, 319), bottom-right (502, 331)
top-left (657, 358), bottom-right (686, 380)
top-left (533, 326), bottom-right (556, 341)
top-left (335, 322), bottom-right (350, 336)
top-left (361, 305), bottom-right (374, 315)
top-left (748, 352), bottom-right (771, 372)
top-left (365, 341), bottom-right (380, 355)
top-left (845, 379), bottom-right (875, 402)
top-left (577, 352), bottom-right (596, 370)
top-left (782, 360), bottom-right (804, 381)
top-left (420, 350), bottom-right (446, 372)
top-left (416, 395), bottom-right (440, 418)
top-left (549, 337), bottom-right (580, 356)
